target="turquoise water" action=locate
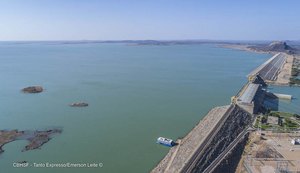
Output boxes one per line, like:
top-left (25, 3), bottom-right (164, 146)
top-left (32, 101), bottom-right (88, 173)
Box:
top-left (267, 86), bottom-right (300, 114)
top-left (0, 43), bottom-right (297, 173)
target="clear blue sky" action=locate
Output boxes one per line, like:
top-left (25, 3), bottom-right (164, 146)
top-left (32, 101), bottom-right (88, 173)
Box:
top-left (0, 0), bottom-right (299, 41)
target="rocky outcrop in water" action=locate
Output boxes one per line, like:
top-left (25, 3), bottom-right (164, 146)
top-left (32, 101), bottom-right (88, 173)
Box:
top-left (0, 128), bottom-right (62, 154)
top-left (22, 86), bottom-right (43, 93)
top-left (22, 129), bottom-right (62, 151)
top-left (0, 130), bottom-right (23, 153)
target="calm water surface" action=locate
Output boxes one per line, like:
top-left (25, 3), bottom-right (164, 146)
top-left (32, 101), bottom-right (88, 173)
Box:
top-left (0, 43), bottom-right (297, 173)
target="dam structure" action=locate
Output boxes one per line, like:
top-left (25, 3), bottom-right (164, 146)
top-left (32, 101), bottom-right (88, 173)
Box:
top-left (247, 53), bottom-right (287, 82)
top-left (152, 53), bottom-right (288, 173)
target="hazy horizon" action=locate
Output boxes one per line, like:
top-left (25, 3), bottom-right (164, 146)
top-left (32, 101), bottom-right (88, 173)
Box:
top-left (0, 39), bottom-right (299, 42)
top-left (1, 0), bottom-right (300, 41)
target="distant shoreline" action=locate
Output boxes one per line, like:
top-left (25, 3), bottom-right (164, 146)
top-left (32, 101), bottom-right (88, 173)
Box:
top-left (218, 44), bottom-right (271, 54)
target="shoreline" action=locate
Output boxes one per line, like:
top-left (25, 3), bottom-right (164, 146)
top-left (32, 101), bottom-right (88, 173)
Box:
top-left (218, 44), bottom-right (272, 54)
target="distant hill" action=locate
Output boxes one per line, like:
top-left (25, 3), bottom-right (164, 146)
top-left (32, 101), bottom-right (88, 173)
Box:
top-left (249, 41), bottom-right (297, 54)
top-left (268, 41), bottom-right (294, 51)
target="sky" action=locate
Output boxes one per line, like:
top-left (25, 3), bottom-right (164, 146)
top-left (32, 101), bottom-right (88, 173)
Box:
top-left (0, 0), bottom-right (299, 41)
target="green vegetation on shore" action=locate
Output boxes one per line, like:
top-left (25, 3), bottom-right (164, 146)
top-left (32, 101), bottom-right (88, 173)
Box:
top-left (254, 111), bottom-right (300, 132)
top-left (290, 78), bottom-right (300, 85)
top-left (291, 67), bottom-right (300, 76)
top-left (290, 58), bottom-right (300, 85)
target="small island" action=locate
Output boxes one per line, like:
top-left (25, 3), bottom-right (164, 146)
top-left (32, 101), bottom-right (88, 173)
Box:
top-left (22, 86), bottom-right (43, 93)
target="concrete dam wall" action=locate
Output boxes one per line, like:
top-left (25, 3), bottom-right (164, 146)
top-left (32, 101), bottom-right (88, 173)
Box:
top-left (191, 105), bottom-right (252, 173)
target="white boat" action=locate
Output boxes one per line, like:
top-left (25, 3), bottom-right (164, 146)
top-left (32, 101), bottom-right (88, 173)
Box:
top-left (156, 137), bottom-right (175, 147)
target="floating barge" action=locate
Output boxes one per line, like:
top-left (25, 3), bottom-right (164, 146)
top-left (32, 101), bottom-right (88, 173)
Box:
top-left (156, 137), bottom-right (175, 147)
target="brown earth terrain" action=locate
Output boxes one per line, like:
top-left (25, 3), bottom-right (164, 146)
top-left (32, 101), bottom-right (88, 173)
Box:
top-left (235, 132), bottom-right (300, 173)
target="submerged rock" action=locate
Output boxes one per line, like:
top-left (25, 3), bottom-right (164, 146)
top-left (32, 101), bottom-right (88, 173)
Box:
top-left (69, 102), bottom-right (89, 107)
top-left (22, 86), bottom-right (43, 93)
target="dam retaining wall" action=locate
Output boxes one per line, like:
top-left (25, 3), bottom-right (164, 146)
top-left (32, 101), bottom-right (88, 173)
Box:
top-left (191, 106), bottom-right (252, 173)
